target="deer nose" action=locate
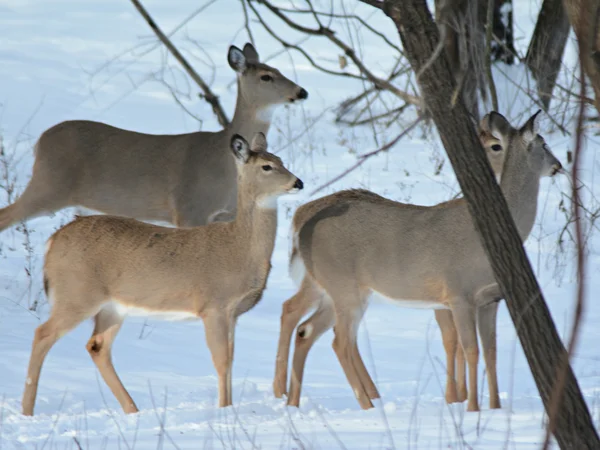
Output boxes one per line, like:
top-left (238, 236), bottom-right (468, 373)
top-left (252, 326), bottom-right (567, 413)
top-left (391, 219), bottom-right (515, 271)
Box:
top-left (293, 178), bottom-right (304, 190)
top-left (550, 160), bottom-right (563, 176)
top-left (297, 88), bottom-right (308, 100)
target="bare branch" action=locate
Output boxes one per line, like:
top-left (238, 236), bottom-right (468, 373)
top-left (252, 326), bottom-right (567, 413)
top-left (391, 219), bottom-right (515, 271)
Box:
top-left (358, 0), bottom-right (384, 10)
top-left (251, 0), bottom-right (421, 107)
top-left (485, 0), bottom-right (499, 110)
top-left (239, 0), bottom-right (256, 47)
top-left (310, 115), bottom-right (424, 196)
top-left (542, 26), bottom-right (589, 450)
top-left (129, 0), bottom-right (229, 127)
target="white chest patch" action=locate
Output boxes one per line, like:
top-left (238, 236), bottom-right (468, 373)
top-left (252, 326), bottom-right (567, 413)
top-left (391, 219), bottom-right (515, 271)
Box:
top-left (255, 105), bottom-right (278, 124)
top-left (111, 302), bottom-right (199, 321)
top-left (369, 290), bottom-right (449, 310)
top-left (258, 195), bottom-right (279, 209)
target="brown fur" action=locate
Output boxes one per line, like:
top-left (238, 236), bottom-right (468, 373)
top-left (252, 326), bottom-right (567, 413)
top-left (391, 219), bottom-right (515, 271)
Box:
top-left (21, 133), bottom-right (302, 416)
top-left (0, 43), bottom-right (307, 232)
top-left (275, 111), bottom-right (562, 412)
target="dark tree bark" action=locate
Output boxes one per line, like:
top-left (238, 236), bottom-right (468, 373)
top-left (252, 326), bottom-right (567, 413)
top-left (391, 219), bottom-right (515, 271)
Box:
top-left (373, 0), bottom-right (600, 447)
top-left (562, 0), bottom-right (600, 116)
top-left (432, 0), bottom-right (515, 119)
top-left (434, 0), bottom-right (486, 119)
top-left (491, 0), bottom-right (516, 64)
top-left (526, 0), bottom-right (571, 110)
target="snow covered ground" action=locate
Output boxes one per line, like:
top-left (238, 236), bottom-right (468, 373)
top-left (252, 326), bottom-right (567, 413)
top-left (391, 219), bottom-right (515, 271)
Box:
top-left (1, 0), bottom-right (599, 448)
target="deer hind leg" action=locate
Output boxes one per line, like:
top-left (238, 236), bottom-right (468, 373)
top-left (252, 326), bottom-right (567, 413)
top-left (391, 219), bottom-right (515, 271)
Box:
top-left (451, 301), bottom-right (479, 412)
top-left (349, 327), bottom-right (380, 400)
top-left (287, 302), bottom-right (334, 407)
top-left (330, 290), bottom-right (373, 410)
top-left (435, 309), bottom-right (460, 404)
top-left (456, 341), bottom-right (467, 402)
top-left (0, 177), bottom-right (70, 232)
top-left (203, 312), bottom-right (233, 407)
top-left (22, 308), bottom-right (87, 416)
top-left (274, 278), bottom-right (320, 398)
top-left (477, 301), bottom-right (501, 409)
top-left (86, 306), bottom-right (138, 414)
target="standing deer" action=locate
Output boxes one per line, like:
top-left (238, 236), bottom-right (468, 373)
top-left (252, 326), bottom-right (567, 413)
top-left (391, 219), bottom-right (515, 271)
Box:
top-left (0, 43), bottom-right (307, 231)
top-left (273, 111), bottom-right (562, 412)
top-left (21, 132), bottom-right (303, 416)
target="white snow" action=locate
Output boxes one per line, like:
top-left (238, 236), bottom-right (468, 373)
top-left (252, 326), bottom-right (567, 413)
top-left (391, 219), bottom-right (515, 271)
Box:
top-left (0, 0), bottom-right (598, 448)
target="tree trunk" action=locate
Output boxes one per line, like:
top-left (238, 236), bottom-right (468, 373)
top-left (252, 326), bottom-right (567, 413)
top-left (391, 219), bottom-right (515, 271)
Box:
top-left (434, 0), bottom-right (486, 119)
top-left (380, 0), bottom-right (600, 447)
top-left (492, 0), bottom-right (516, 64)
top-left (526, 0), bottom-right (571, 110)
top-left (562, 0), bottom-right (600, 115)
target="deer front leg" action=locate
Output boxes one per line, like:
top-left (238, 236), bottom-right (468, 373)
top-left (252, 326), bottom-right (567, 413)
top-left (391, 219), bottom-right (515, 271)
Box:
top-left (435, 309), bottom-right (460, 404)
top-left (203, 312), bottom-right (233, 407)
top-left (451, 300), bottom-right (480, 412)
top-left (476, 283), bottom-right (503, 409)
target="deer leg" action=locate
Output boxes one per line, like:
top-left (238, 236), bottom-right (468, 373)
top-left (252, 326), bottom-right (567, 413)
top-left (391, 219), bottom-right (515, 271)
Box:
top-left (451, 301), bottom-right (479, 412)
top-left (86, 307), bottom-right (137, 414)
top-left (456, 341), bottom-right (467, 402)
top-left (435, 309), bottom-right (459, 404)
top-left (274, 279), bottom-right (319, 398)
top-left (22, 310), bottom-right (86, 416)
top-left (0, 180), bottom-right (69, 232)
top-left (477, 301), bottom-right (501, 409)
top-left (287, 303), bottom-right (334, 407)
top-left (203, 312), bottom-right (232, 407)
top-left (226, 316), bottom-right (237, 406)
top-left (349, 335), bottom-right (380, 400)
top-left (331, 296), bottom-right (373, 410)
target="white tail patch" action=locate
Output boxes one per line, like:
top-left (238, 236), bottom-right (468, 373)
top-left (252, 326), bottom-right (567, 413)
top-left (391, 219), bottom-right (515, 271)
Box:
top-left (288, 240), bottom-right (306, 288)
top-left (44, 237), bottom-right (54, 259)
top-left (111, 301), bottom-right (199, 321)
top-left (46, 287), bottom-right (55, 306)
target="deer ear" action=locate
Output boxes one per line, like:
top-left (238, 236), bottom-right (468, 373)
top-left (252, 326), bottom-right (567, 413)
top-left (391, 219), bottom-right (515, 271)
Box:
top-left (519, 109), bottom-right (542, 144)
top-left (482, 111), bottom-right (512, 140)
top-left (230, 134), bottom-right (251, 163)
top-left (251, 132), bottom-right (267, 152)
top-left (228, 45), bottom-right (247, 73)
top-left (243, 43), bottom-right (259, 63)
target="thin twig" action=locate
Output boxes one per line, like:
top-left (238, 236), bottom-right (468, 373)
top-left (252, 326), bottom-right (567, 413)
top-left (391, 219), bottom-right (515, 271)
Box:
top-left (358, 0), bottom-right (384, 10)
top-left (485, 0), bottom-right (498, 111)
top-left (310, 115), bottom-right (423, 196)
top-left (253, 0), bottom-right (421, 107)
top-left (541, 29), bottom-right (588, 450)
top-left (129, 0), bottom-right (229, 127)
top-left (240, 0), bottom-right (256, 47)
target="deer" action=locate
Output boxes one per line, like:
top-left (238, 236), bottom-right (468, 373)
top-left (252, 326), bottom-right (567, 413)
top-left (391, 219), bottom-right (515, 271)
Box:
top-left (273, 110), bottom-right (562, 412)
top-left (21, 132), bottom-right (303, 416)
top-left (0, 43), bottom-right (307, 232)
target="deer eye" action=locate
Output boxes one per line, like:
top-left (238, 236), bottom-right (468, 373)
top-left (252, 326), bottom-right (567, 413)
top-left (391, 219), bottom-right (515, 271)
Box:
top-left (260, 74), bottom-right (273, 82)
top-left (491, 144), bottom-right (502, 152)
top-left (262, 165), bottom-right (273, 171)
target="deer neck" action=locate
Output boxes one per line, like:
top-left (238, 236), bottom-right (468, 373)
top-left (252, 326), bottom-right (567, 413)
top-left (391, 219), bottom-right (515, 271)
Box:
top-left (499, 150), bottom-right (540, 241)
top-left (229, 80), bottom-right (275, 139)
top-left (231, 177), bottom-right (279, 262)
